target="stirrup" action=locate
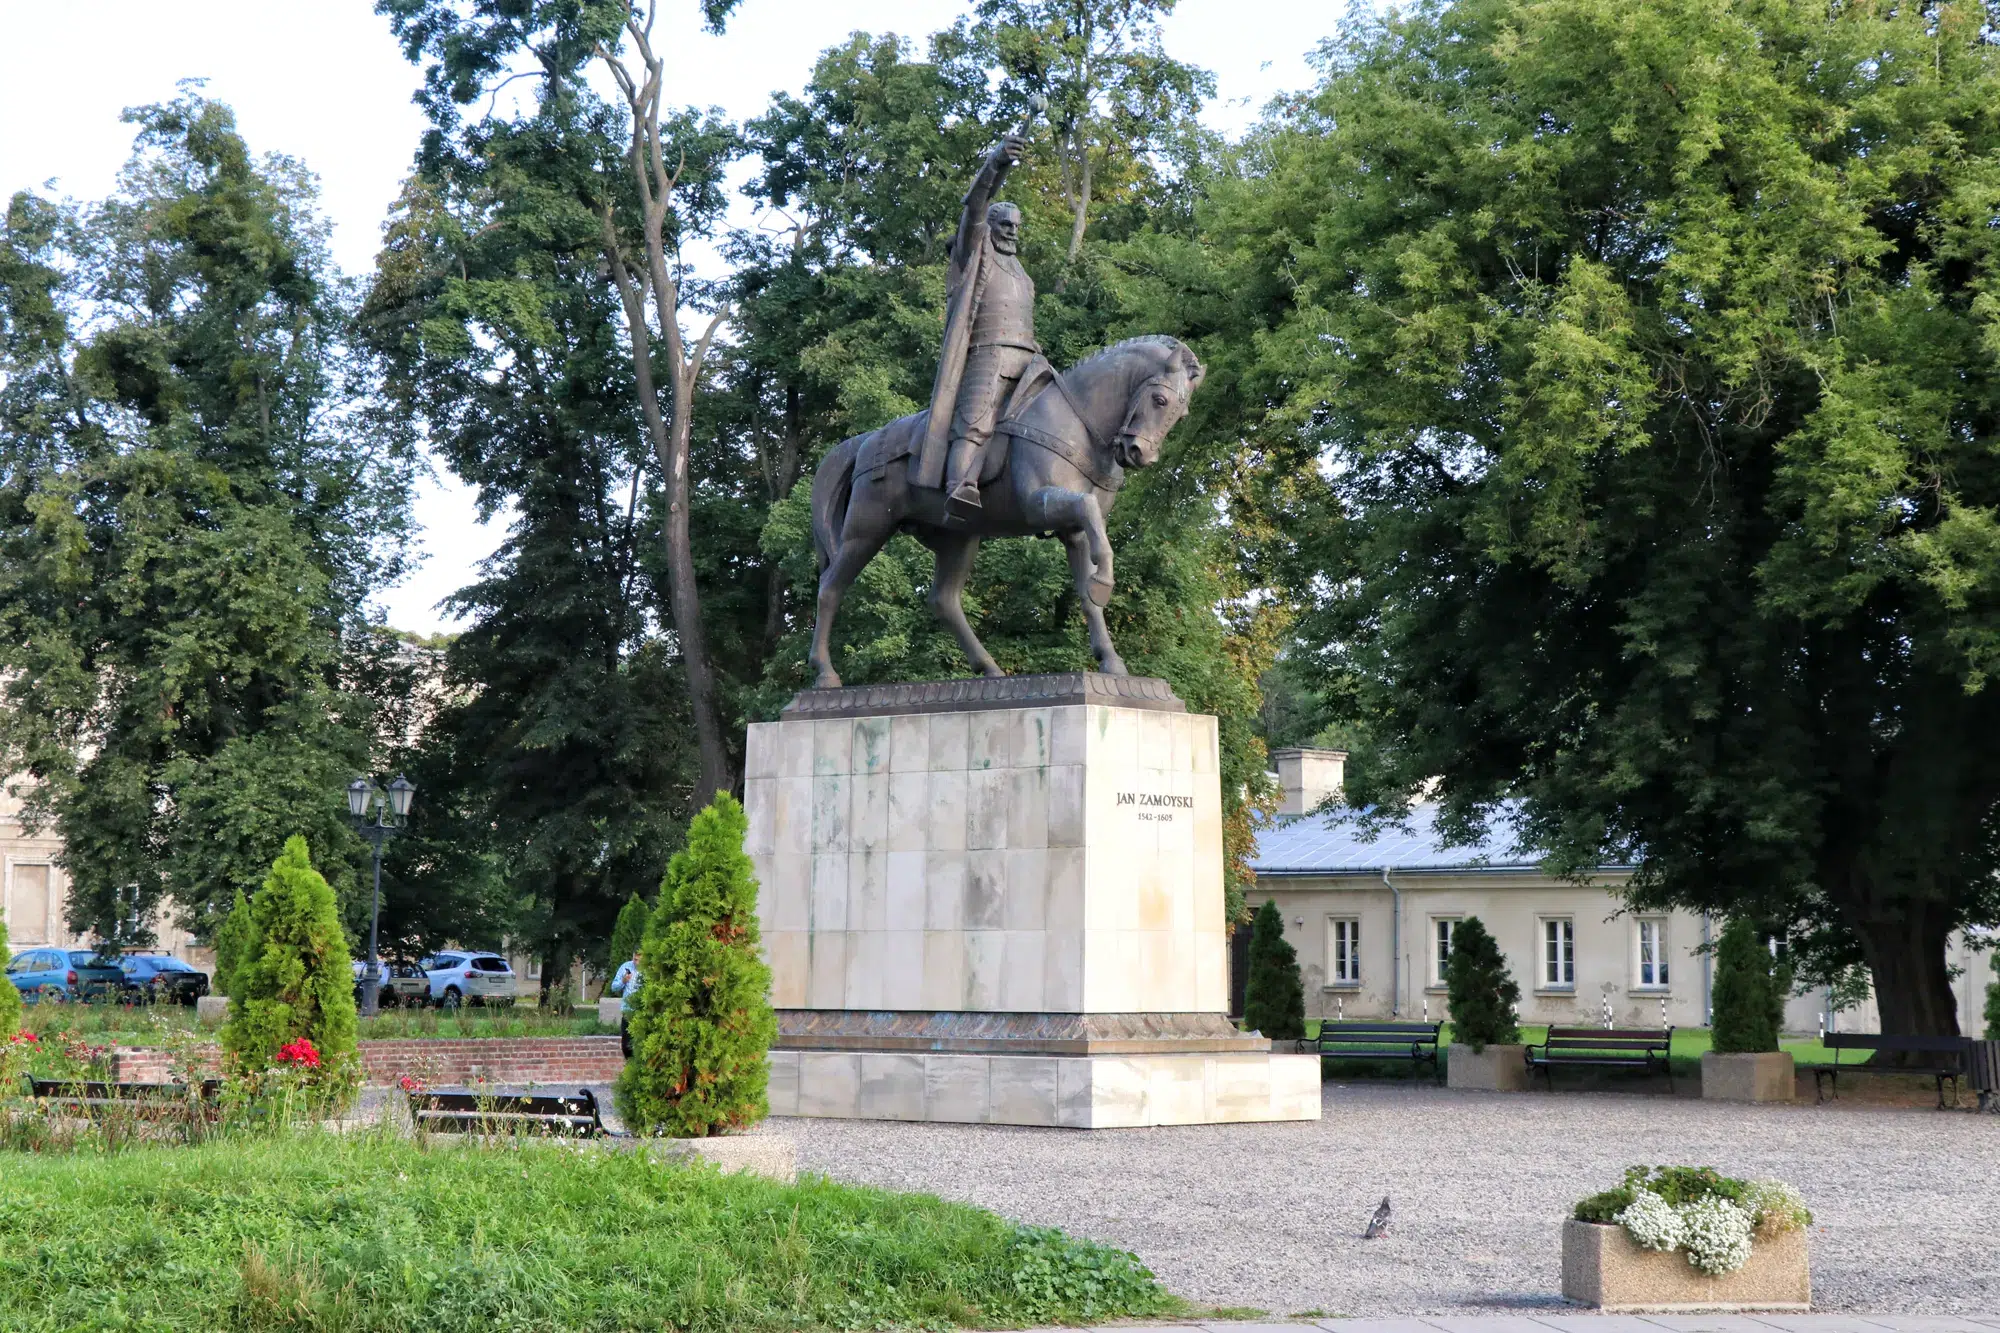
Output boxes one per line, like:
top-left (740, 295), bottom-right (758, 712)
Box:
top-left (945, 480), bottom-right (983, 518)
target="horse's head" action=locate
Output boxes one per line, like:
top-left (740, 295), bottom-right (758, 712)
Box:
top-left (1111, 339), bottom-right (1206, 470)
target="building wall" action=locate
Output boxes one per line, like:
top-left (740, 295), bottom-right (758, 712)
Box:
top-left (3, 779), bottom-right (207, 964)
top-left (1253, 873), bottom-right (1996, 1037)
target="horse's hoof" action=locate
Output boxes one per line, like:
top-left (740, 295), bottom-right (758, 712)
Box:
top-left (1088, 575), bottom-right (1114, 608)
top-left (813, 669), bottom-right (843, 689)
top-left (1099, 656), bottom-right (1129, 676)
top-left (979, 664), bottom-right (1007, 679)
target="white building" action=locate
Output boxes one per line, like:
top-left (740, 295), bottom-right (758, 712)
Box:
top-left (1249, 748), bottom-right (1995, 1037)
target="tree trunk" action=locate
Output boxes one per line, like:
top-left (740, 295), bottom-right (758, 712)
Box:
top-left (662, 403), bottom-right (733, 802)
top-left (760, 382), bottom-right (805, 658)
top-left (1065, 137), bottom-right (1092, 266)
top-left (1856, 905), bottom-right (1961, 1043)
top-left (537, 938), bottom-right (574, 1013)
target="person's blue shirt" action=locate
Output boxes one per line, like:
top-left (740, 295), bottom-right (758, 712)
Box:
top-left (610, 959), bottom-right (640, 1010)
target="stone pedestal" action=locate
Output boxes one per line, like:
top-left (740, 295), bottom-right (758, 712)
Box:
top-left (1447, 1042), bottom-right (1530, 1091)
top-left (1701, 1050), bottom-right (1795, 1103)
top-left (596, 997), bottom-right (624, 1029)
top-left (195, 995), bottom-right (229, 1025)
top-left (745, 673), bottom-right (1319, 1128)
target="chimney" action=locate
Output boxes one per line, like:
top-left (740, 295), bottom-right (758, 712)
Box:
top-left (1271, 747), bottom-right (1346, 816)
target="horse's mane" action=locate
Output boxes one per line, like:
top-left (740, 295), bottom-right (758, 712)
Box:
top-left (1066, 334), bottom-right (1205, 389)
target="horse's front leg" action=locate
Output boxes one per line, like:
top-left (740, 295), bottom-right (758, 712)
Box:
top-left (926, 531), bottom-right (1004, 678)
top-left (1060, 529), bottom-right (1127, 675)
top-left (810, 480), bottom-right (898, 689)
top-left (1025, 486), bottom-right (1113, 607)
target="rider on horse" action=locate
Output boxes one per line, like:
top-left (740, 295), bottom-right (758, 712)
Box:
top-left (920, 133), bottom-right (1037, 522)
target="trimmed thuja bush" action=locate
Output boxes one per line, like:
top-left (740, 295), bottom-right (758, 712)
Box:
top-left (609, 891), bottom-right (651, 969)
top-left (0, 909), bottom-right (20, 1042)
top-left (1241, 898), bottom-right (1305, 1042)
top-left (1712, 918), bottom-right (1789, 1053)
top-left (1445, 915), bottom-right (1519, 1051)
top-left (211, 886), bottom-right (256, 998)
top-left (222, 836), bottom-right (358, 1086)
top-left (1985, 978), bottom-right (1999, 1040)
top-left (618, 793), bottom-right (777, 1137)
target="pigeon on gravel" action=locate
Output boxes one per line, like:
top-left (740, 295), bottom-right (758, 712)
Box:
top-left (1363, 1196), bottom-right (1392, 1239)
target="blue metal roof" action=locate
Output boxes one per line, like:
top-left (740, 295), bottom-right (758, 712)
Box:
top-left (1248, 802), bottom-right (1544, 876)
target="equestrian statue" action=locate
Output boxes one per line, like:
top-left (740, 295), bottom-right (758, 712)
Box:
top-left (806, 128), bottom-right (1206, 688)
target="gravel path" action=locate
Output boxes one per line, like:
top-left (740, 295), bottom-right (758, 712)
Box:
top-left (767, 1082), bottom-right (1999, 1318)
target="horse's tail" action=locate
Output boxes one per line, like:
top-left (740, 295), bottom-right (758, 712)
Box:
top-left (811, 434), bottom-right (862, 575)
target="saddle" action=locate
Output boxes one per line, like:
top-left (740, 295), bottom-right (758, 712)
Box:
top-left (851, 356), bottom-right (1067, 490)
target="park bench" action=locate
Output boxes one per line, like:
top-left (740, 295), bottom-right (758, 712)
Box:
top-left (407, 1087), bottom-right (606, 1137)
top-left (25, 1076), bottom-right (222, 1117)
top-left (1298, 1020), bottom-right (1442, 1082)
top-left (1809, 1033), bottom-right (1969, 1109)
top-left (1526, 1026), bottom-right (1674, 1093)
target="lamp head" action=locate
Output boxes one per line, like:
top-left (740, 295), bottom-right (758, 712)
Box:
top-left (347, 778), bottom-right (373, 820)
top-left (387, 774), bottom-right (416, 820)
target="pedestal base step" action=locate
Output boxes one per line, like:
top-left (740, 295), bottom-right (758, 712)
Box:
top-left (769, 1049), bottom-right (1321, 1128)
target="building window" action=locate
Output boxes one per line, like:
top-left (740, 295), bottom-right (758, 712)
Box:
top-left (6, 863), bottom-right (51, 945)
top-left (1636, 918), bottom-right (1670, 989)
top-left (1327, 917), bottom-right (1360, 986)
top-left (1432, 916), bottom-right (1459, 985)
top-left (1541, 917), bottom-right (1575, 989)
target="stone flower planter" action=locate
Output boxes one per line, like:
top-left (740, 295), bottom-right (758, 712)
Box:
top-left (645, 1133), bottom-right (796, 1182)
top-left (1447, 1042), bottom-right (1530, 1092)
top-left (1701, 1050), bottom-right (1795, 1103)
top-left (1561, 1218), bottom-right (1809, 1312)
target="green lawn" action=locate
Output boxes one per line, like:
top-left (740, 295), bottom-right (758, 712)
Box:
top-left (0, 1131), bottom-right (1181, 1332)
top-left (20, 1003), bottom-right (616, 1044)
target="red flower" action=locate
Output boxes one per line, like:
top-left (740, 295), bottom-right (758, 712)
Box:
top-left (8, 1031), bottom-right (38, 1046)
top-left (397, 1073), bottom-right (425, 1093)
top-left (276, 1038), bottom-right (322, 1070)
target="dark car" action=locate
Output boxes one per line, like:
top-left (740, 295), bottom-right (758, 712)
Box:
top-left (119, 953), bottom-right (210, 1005)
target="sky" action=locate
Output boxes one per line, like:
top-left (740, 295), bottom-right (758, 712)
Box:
top-left (0, 0), bottom-right (1342, 634)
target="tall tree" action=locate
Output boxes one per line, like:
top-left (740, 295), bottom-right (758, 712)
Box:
top-left (362, 90), bottom-right (695, 995)
top-left (378, 0), bottom-right (744, 800)
top-left (0, 95), bottom-right (411, 942)
top-left (1233, 0), bottom-right (2000, 1034)
top-left (966, 0), bottom-right (1212, 277)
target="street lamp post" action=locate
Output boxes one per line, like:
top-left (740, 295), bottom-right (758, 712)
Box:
top-left (347, 774), bottom-right (416, 1018)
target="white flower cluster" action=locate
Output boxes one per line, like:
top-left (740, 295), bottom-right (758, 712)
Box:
top-left (1742, 1178), bottom-right (1812, 1235)
top-left (1615, 1189), bottom-right (1683, 1251)
top-left (1615, 1183), bottom-right (1790, 1277)
top-left (1677, 1194), bottom-right (1756, 1275)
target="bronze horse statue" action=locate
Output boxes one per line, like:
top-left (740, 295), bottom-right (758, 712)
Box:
top-left (807, 335), bottom-right (1205, 688)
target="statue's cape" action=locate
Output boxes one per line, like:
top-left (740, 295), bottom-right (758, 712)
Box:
top-left (916, 221), bottom-right (992, 489)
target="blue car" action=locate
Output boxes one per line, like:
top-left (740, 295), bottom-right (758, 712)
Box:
top-left (119, 953), bottom-right (210, 1005)
top-left (5, 947), bottom-right (127, 1003)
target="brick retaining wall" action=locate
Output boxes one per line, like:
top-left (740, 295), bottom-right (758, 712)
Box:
top-left (109, 1036), bottom-right (625, 1088)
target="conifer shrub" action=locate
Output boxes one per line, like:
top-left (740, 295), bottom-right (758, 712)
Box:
top-left (609, 892), bottom-right (651, 971)
top-left (1445, 915), bottom-right (1520, 1051)
top-left (1711, 917), bottom-right (1788, 1053)
top-left (1985, 978), bottom-right (1999, 1041)
top-left (1241, 899), bottom-right (1305, 1042)
top-left (211, 887), bottom-right (256, 998)
top-left (0, 910), bottom-right (21, 1043)
top-left (221, 836), bottom-right (358, 1090)
top-left (616, 794), bottom-right (777, 1137)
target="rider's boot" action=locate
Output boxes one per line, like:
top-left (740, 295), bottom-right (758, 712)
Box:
top-left (944, 439), bottom-right (983, 521)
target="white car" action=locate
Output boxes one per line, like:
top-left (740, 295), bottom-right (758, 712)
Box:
top-left (421, 952), bottom-right (517, 1009)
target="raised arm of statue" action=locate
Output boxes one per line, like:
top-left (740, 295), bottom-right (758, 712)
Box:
top-left (954, 135), bottom-right (1027, 263)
